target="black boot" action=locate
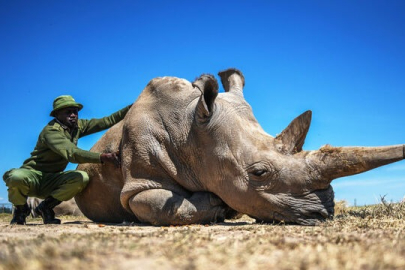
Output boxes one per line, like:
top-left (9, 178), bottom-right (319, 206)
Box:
top-left (10, 204), bottom-right (31, 225)
top-left (34, 197), bottom-right (62, 224)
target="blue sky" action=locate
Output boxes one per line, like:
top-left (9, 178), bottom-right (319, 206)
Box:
top-left (1, 0), bottom-right (404, 206)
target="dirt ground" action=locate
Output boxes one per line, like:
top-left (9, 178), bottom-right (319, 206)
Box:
top-left (0, 203), bottom-right (404, 270)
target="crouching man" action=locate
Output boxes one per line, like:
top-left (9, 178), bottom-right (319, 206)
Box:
top-left (3, 95), bottom-right (131, 225)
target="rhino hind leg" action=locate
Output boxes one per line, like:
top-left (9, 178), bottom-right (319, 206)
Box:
top-left (128, 189), bottom-right (229, 226)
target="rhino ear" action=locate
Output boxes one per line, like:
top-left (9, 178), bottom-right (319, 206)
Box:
top-left (218, 68), bottom-right (245, 96)
top-left (193, 74), bottom-right (219, 119)
top-left (274, 110), bottom-right (312, 154)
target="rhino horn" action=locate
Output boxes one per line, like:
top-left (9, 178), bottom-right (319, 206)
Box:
top-left (308, 144), bottom-right (405, 189)
top-left (193, 74), bottom-right (219, 118)
top-left (218, 68), bottom-right (245, 95)
top-left (275, 110), bottom-right (312, 154)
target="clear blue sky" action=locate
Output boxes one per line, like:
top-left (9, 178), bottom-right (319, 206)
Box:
top-left (1, 0), bottom-right (404, 206)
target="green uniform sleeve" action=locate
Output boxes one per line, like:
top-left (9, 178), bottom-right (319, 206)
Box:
top-left (79, 105), bottom-right (132, 137)
top-left (43, 129), bottom-right (102, 164)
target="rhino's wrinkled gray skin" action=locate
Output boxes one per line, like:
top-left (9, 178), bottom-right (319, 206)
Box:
top-left (75, 68), bottom-right (404, 226)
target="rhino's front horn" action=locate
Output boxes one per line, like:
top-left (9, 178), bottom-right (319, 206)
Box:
top-left (218, 68), bottom-right (245, 96)
top-left (308, 144), bottom-right (405, 189)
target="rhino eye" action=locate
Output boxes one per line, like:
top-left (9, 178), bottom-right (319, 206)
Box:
top-left (252, 170), bottom-right (268, 177)
top-left (247, 163), bottom-right (275, 182)
top-left (248, 168), bottom-right (272, 181)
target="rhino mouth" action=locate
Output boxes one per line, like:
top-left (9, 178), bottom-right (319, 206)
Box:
top-left (252, 185), bottom-right (335, 226)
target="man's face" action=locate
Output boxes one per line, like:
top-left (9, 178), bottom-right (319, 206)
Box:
top-left (55, 107), bottom-right (79, 129)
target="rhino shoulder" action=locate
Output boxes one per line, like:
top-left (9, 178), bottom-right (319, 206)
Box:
top-left (145, 76), bottom-right (194, 97)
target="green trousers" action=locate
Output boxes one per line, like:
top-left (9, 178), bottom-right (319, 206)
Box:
top-left (3, 168), bottom-right (89, 206)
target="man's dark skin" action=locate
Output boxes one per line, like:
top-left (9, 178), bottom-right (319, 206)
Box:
top-left (55, 107), bottom-right (120, 167)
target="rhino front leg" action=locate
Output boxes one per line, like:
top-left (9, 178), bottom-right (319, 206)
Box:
top-left (128, 189), bottom-right (228, 225)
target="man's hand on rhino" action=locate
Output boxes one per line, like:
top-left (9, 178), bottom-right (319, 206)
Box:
top-left (100, 151), bottom-right (121, 168)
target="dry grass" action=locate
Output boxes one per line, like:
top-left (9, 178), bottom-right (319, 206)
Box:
top-left (0, 201), bottom-right (404, 270)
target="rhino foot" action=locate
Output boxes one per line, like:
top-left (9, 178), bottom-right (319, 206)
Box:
top-left (127, 189), bottom-right (229, 226)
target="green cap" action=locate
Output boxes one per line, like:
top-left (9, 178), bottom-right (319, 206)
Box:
top-left (50, 95), bottom-right (83, 117)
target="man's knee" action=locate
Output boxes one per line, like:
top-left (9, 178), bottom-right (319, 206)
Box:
top-left (70, 170), bottom-right (90, 190)
top-left (3, 169), bottom-right (32, 188)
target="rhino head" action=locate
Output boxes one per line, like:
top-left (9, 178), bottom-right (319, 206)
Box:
top-left (187, 69), bottom-right (404, 225)
top-left (76, 68), bottom-right (404, 226)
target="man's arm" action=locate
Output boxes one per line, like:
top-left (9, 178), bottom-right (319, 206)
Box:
top-left (79, 105), bottom-right (132, 137)
top-left (43, 130), bottom-right (102, 164)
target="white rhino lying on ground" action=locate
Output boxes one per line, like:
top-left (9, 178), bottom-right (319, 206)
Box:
top-left (75, 68), bottom-right (404, 225)
top-left (27, 197), bottom-right (83, 217)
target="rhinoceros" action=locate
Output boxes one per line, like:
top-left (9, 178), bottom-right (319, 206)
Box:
top-left (75, 68), bottom-right (404, 226)
top-left (14, 197), bottom-right (83, 218)
top-left (27, 197), bottom-right (83, 217)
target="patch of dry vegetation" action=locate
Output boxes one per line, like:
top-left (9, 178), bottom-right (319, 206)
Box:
top-left (0, 201), bottom-right (404, 270)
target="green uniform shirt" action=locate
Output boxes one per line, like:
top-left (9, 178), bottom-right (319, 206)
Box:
top-left (21, 105), bottom-right (131, 173)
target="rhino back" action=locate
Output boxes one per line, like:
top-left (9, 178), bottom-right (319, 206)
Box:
top-left (77, 76), bottom-right (220, 222)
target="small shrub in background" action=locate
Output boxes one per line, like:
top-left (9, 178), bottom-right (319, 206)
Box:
top-left (338, 196), bottom-right (405, 219)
